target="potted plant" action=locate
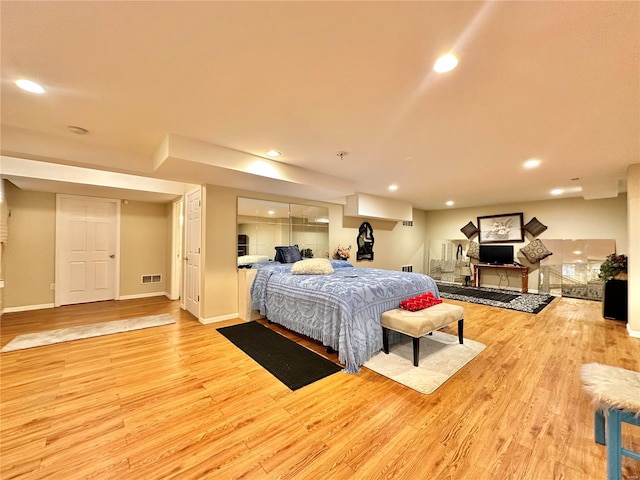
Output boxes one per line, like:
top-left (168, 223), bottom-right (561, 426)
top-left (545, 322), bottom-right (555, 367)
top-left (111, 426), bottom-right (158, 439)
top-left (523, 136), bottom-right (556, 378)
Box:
top-left (600, 253), bottom-right (628, 321)
top-left (598, 253), bottom-right (628, 281)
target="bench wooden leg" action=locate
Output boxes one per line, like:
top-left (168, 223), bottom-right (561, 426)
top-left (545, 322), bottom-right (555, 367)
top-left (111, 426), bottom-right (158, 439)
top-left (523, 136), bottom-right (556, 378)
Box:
top-left (413, 337), bottom-right (420, 366)
top-left (458, 319), bottom-right (464, 344)
top-left (382, 327), bottom-right (390, 354)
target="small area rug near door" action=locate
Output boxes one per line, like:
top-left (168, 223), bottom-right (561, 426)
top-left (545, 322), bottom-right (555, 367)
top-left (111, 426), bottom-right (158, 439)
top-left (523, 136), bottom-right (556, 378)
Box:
top-left (1, 313), bottom-right (176, 353)
top-left (217, 321), bottom-right (342, 391)
top-left (364, 331), bottom-right (486, 394)
top-left (436, 282), bottom-right (555, 314)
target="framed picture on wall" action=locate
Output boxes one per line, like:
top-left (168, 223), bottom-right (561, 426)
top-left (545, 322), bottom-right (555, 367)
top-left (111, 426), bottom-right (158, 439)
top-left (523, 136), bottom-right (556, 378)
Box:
top-left (477, 213), bottom-right (524, 244)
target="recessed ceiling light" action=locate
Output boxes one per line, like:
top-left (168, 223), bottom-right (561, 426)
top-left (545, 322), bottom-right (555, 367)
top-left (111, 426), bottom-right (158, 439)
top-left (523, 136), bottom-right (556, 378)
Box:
top-left (267, 210), bottom-right (275, 215)
top-left (266, 150), bottom-right (281, 158)
top-left (433, 54), bottom-right (458, 73)
top-left (446, 200), bottom-right (455, 206)
top-left (16, 79), bottom-right (45, 94)
top-left (550, 188), bottom-right (564, 196)
top-left (523, 158), bottom-right (541, 169)
top-left (388, 184), bottom-right (398, 191)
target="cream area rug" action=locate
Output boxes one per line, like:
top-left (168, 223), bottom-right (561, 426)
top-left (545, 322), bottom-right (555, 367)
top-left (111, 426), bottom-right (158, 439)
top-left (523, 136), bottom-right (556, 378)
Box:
top-left (1, 313), bottom-right (176, 353)
top-left (363, 331), bottom-right (486, 394)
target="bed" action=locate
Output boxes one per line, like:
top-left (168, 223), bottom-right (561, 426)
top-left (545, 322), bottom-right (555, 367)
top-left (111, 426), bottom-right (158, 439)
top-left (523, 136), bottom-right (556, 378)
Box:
top-left (250, 261), bottom-right (440, 373)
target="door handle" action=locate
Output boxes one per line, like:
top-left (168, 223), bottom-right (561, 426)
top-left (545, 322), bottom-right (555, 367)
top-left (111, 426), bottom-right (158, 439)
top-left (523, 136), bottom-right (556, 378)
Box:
top-left (184, 256), bottom-right (189, 261)
top-left (109, 254), bottom-right (115, 259)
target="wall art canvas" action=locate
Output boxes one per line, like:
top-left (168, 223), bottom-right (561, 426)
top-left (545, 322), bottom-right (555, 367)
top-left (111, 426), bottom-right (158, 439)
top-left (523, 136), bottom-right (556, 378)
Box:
top-left (477, 213), bottom-right (524, 244)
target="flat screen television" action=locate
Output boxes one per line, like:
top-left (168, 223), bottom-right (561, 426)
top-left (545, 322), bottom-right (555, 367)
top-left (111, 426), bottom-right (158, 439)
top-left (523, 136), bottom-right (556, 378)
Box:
top-left (479, 245), bottom-right (514, 265)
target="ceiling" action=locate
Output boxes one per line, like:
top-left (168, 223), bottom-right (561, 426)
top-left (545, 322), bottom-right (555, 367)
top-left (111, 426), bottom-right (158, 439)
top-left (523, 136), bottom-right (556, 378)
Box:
top-left (1, 1), bottom-right (638, 210)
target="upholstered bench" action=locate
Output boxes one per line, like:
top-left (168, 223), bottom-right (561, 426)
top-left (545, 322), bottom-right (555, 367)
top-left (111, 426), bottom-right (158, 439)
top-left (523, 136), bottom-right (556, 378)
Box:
top-left (380, 303), bottom-right (464, 367)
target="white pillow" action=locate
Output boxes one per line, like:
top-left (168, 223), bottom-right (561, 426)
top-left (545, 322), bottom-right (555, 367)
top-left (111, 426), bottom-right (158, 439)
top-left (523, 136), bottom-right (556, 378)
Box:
top-left (237, 254), bottom-right (270, 265)
top-left (291, 258), bottom-right (334, 275)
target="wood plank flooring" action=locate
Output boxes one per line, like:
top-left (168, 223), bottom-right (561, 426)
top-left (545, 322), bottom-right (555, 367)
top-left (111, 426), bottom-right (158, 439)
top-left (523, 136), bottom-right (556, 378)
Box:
top-left (1, 296), bottom-right (639, 479)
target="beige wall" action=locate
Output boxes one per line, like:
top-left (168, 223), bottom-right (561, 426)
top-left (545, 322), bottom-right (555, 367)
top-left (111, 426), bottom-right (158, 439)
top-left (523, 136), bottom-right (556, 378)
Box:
top-left (423, 195), bottom-right (628, 291)
top-left (2, 184), bottom-right (171, 310)
top-left (329, 206), bottom-right (428, 272)
top-left (3, 182), bottom-right (56, 308)
top-left (627, 164), bottom-right (639, 335)
top-left (120, 200), bottom-right (170, 297)
top-left (423, 195), bottom-right (628, 252)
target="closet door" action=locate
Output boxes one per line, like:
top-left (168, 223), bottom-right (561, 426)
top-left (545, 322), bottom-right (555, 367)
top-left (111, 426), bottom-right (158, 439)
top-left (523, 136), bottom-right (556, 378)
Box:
top-left (56, 195), bottom-right (119, 306)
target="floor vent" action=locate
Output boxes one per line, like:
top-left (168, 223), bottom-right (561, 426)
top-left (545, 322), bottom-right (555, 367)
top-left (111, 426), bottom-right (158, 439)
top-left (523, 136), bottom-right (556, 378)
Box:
top-left (141, 274), bottom-right (162, 284)
top-left (402, 220), bottom-right (413, 227)
top-left (401, 265), bottom-right (413, 272)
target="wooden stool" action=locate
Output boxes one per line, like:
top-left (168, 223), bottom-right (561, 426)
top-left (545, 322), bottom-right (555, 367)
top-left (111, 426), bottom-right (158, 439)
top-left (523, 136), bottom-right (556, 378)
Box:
top-left (581, 363), bottom-right (640, 480)
top-left (380, 303), bottom-right (464, 367)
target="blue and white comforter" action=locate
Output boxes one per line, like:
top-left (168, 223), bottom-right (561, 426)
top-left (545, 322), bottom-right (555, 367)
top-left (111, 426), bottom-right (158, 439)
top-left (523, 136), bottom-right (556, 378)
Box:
top-left (251, 263), bottom-right (439, 373)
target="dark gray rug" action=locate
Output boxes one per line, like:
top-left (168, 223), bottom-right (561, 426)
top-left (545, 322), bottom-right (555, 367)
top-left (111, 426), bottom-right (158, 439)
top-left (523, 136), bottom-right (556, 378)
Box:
top-left (436, 282), bottom-right (555, 314)
top-left (217, 321), bottom-right (342, 390)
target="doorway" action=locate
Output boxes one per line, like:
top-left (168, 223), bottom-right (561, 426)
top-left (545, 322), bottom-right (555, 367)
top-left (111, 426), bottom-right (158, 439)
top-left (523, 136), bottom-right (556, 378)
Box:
top-left (55, 195), bottom-right (120, 306)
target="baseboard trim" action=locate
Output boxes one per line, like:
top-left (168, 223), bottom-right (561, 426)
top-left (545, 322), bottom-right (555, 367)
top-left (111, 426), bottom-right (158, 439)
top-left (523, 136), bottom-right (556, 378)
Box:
top-left (118, 292), bottom-right (168, 301)
top-left (3, 303), bottom-right (55, 313)
top-left (200, 313), bottom-right (238, 325)
top-left (627, 323), bottom-right (640, 338)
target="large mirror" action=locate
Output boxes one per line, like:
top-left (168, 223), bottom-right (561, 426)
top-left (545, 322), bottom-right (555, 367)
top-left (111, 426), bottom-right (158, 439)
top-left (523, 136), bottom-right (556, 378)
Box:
top-left (237, 197), bottom-right (329, 265)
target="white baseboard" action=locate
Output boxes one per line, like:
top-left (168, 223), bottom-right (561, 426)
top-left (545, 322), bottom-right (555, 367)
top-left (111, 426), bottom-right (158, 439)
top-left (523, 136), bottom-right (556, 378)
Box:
top-left (3, 303), bottom-right (55, 313)
top-left (627, 323), bottom-right (640, 338)
top-left (118, 292), bottom-right (168, 301)
top-left (200, 313), bottom-right (239, 325)
top-left (2, 293), bottom-right (174, 314)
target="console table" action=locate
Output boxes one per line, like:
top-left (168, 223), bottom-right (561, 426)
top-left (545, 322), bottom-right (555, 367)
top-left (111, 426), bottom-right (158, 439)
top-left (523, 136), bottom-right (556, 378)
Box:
top-left (473, 264), bottom-right (529, 293)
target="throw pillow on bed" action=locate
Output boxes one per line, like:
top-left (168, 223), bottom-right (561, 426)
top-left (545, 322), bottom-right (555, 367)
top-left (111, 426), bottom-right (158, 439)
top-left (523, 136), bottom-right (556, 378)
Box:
top-left (274, 245), bottom-right (302, 263)
top-left (330, 259), bottom-right (353, 268)
top-left (399, 292), bottom-right (442, 311)
top-left (291, 258), bottom-right (334, 275)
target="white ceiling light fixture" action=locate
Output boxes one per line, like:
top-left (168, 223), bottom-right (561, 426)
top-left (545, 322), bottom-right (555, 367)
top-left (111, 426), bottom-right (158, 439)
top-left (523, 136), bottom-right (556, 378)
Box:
top-left (446, 200), bottom-right (455, 206)
top-left (266, 150), bottom-right (281, 158)
top-left (433, 54), bottom-right (459, 73)
top-left (16, 79), bottom-right (45, 94)
top-left (550, 188), bottom-right (564, 196)
top-left (388, 184), bottom-right (398, 191)
top-left (523, 158), bottom-right (541, 169)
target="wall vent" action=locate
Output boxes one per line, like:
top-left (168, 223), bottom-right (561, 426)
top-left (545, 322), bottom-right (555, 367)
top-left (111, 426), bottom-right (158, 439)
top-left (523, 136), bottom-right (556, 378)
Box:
top-left (402, 220), bottom-right (413, 227)
top-left (401, 265), bottom-right (413, 272)
top-left (141, 274), bottom-right (162, 284)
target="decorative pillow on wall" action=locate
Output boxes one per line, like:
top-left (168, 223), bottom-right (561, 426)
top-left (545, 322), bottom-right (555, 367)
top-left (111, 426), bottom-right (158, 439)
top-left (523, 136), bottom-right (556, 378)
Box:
top-left (274, 245), bottom-right (302, 263)
top-left (523, 217), bottom-right (548, 237)
top-left (467, 241), bottom-right (480, 259)
top-left (460, 221), bottom-right (479, 239)
top-left (291, 258), bottom-right (334, 275)
top-left (519, 239), bottom-right (553, 263)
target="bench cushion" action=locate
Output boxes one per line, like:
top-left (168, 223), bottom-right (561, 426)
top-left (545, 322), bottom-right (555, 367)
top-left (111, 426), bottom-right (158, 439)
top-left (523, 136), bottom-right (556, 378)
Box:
top-left (381, 303), bottom-right (464, 338)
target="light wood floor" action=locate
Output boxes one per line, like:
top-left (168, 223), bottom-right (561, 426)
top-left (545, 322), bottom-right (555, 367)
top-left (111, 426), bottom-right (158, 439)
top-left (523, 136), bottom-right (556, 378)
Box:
top-left (1, 296), bottom-right (639, 479)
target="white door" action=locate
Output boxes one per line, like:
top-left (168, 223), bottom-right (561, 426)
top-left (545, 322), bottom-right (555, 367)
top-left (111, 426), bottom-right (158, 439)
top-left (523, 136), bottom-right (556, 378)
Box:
top-left (56, 195), bottom-right (119, 306)
top-left (170, 198), bottom-right (184, 302)
top-left (185, 188), bottom-right (201, 319)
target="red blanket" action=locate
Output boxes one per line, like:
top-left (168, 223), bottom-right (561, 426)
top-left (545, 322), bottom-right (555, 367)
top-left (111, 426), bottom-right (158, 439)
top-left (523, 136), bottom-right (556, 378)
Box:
top-left (399, 292), bottom-right (442, 312)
